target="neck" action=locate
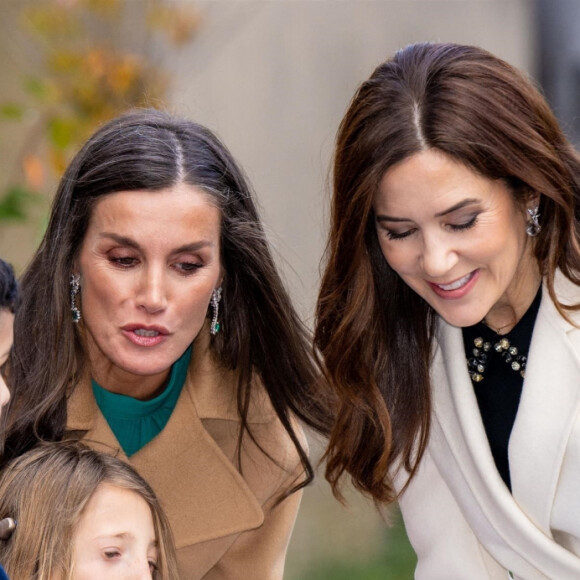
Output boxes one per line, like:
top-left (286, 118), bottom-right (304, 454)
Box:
top-left (483, 310), bottom-right (518, 335)
top-left (483, 274), bottom-right (541, 335)
top-left (91, 369), bottom-right (170, 400)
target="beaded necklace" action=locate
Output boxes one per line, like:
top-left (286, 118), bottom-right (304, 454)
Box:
top-left (467, 336), bottom-right (527, 383)
top-left (464, 286), bottom-right (542, 384)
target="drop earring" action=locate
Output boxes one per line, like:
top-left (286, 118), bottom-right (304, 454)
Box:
top-left (70, 274), bottom-right (81, 323)
top-left (526, 205), bottom-right (541, 237)
top-left (210, 287), bottom-right (222, 335)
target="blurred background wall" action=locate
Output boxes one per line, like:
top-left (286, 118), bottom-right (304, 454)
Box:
top-left (0, 0), bottom-right (564, 577)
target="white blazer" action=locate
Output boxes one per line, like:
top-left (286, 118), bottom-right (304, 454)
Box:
top-left (397, 273), bottom-right (580, 579)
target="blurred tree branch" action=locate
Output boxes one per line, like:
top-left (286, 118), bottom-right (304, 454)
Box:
top-left (0, 0), bottom-right (200, 223)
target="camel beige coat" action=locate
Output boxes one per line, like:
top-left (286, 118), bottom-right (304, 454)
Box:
top-left (66, 329), bottom-right (304, 579)
top-left (396, 273), bottom-right (580, 579)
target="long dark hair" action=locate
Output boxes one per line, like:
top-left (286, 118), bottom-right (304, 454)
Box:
top-left (315, 42), bottom-right (580, 504)
top-left (5, 109), bottom-right (330, 494)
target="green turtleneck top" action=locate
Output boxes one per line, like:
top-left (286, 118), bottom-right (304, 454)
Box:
top-left (92, 344), bottom-right (193, 457)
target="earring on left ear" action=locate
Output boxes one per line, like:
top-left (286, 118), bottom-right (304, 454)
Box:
top-left (210, 287), bottom-right (223, 335)
top-left (70, 274), bottom-right (81, 323)
top-left (526, 205), bottom-right (541, 237)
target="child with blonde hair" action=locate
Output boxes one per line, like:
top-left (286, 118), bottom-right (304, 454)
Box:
top-left (0, 441), bottom-right (179, 579)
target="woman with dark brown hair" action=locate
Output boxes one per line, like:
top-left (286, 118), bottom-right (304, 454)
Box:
top-left (3, 108), bottom-right (329, 578)
top-left (316, 42), bottom-right (580, 578)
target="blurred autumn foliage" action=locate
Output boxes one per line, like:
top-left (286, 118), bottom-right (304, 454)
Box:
top-left (0, 0), bottom-right (200, 222)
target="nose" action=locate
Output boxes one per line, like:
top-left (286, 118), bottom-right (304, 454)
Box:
top-left (136, 266), bottom-right (168, 314)
top-left (420, 234), bottom-right (458, 279)
top-left (126, 557), bottom-right (154, 579)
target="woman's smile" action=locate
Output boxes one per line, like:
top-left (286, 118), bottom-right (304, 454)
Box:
top-left (428, 269), bottom-right (479, 298)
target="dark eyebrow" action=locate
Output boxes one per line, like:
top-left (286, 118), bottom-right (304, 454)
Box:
top-left (99, 233), bottom-right (215, 253)
top-left (376, 198), bottom-right (480, 223)
top-left (434, 198), bottom-right (480, 217)
top-left (100, 233), bottom-right (141, 250)
top-left (375, 214), bottom-right (411, 224)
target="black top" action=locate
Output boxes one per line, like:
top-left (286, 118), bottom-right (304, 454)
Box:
top-left (462, 286), bottom-right (542, 490)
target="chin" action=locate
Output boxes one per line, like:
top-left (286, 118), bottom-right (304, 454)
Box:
top-left (113, 357), bottom-right (174, 378)
top-left (435, 307), bottom-right (486, 329)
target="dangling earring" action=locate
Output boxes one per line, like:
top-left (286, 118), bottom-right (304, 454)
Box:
top-left (70, 274), bottom-right (81, 323)
top-left (210, 287), bottom-right (222, 335)
top-left (526, 205), bottom-right (541, 237)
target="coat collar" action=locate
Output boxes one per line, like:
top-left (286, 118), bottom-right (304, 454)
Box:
top-left (509, 274), bottom-right (580, 531)
top-left (68, 326), bottom-right (275, 429)
top-left (67, 328), bottom-right (266, 548)
top-left (429, 272), bottom-right (580, 576)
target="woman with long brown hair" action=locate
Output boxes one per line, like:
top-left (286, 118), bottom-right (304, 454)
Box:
top-left (3, 108), bottom-right (329, 578)
top-left (316, 42), bottom-right (580, 578)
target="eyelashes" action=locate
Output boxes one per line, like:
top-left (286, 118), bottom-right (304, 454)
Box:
top-left (108, 257), bottom-right (204, 276)
top-left (449, 215), bottom-right (478, 232)
top-left (384, 214), bottom-right (479, 241)
top-left (386, 228), bottom-right (414, 241)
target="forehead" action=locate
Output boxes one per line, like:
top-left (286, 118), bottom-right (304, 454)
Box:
top-left (375, 150), bottom-right (499, 213)
top-left (78, 483), bottom-right (155, 534)
top-left (85, 183), bottom-right (221, 242)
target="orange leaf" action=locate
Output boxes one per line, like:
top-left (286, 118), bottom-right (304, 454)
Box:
top-left (22, 155), bottom-right (45, 190)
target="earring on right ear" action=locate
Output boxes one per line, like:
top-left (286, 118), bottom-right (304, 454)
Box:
top-left (70, 274), bottom-right (81, 323)
top-left (210, 287), bottom-right (223, 335)
top-left (526, 205), bottom-right (541, 237)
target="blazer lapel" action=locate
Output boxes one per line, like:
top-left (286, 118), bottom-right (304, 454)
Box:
top-left (67, 365), bottom-right (264, 549)
top-left (429, 316), bottom-right (580, 578)
top-left (509, 277), bottom-right (580, 532)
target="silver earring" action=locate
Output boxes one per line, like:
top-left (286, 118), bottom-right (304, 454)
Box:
top-left (526, 206), bottom-right (541, 237)
top-left (210, 287), bottom-right (222, 335)
top-left (70, 274), bottom-right (81, 323)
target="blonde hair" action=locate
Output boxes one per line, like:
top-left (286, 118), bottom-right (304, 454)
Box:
top-left (0, 441), bottom-right (180, 579)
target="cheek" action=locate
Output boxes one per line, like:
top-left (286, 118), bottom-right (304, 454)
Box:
top-left (475, 218), bottom-right (525, 266)
top-left (81, 271), bottom-right (124, 313)
top-left (377, 240), bottom-right (412, 276)
top-left (178, 289), bottom-right (213, 322)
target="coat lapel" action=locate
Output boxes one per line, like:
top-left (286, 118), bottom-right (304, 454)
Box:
top-left (429, 308), bottom-right (580, 577)
top-left (509, 276), bottom-right (580, 532)
top-left (66, 340), bottom-right (264, 549)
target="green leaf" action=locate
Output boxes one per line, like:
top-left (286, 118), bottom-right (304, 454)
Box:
top-left (48, 117), bottom-right (77, 150)
top-left (0, 103), bottom-right (25, 120)
top-left (23, 77), bottom-right (49, 99)
top-left (0, 186), bottom-right (41, 222)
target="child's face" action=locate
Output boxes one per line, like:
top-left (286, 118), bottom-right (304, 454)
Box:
top-left (72, 483), bottom-right (159, 579)
top-left (0, 308), bottom-right (14, 414)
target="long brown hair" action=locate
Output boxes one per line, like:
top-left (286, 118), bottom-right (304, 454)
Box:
top-left (315, 42), bottom-right (580, 504)
top-left (4, 109), bottom-right (331, 495)
top-left (0, 441), bottom-right (179, 580)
